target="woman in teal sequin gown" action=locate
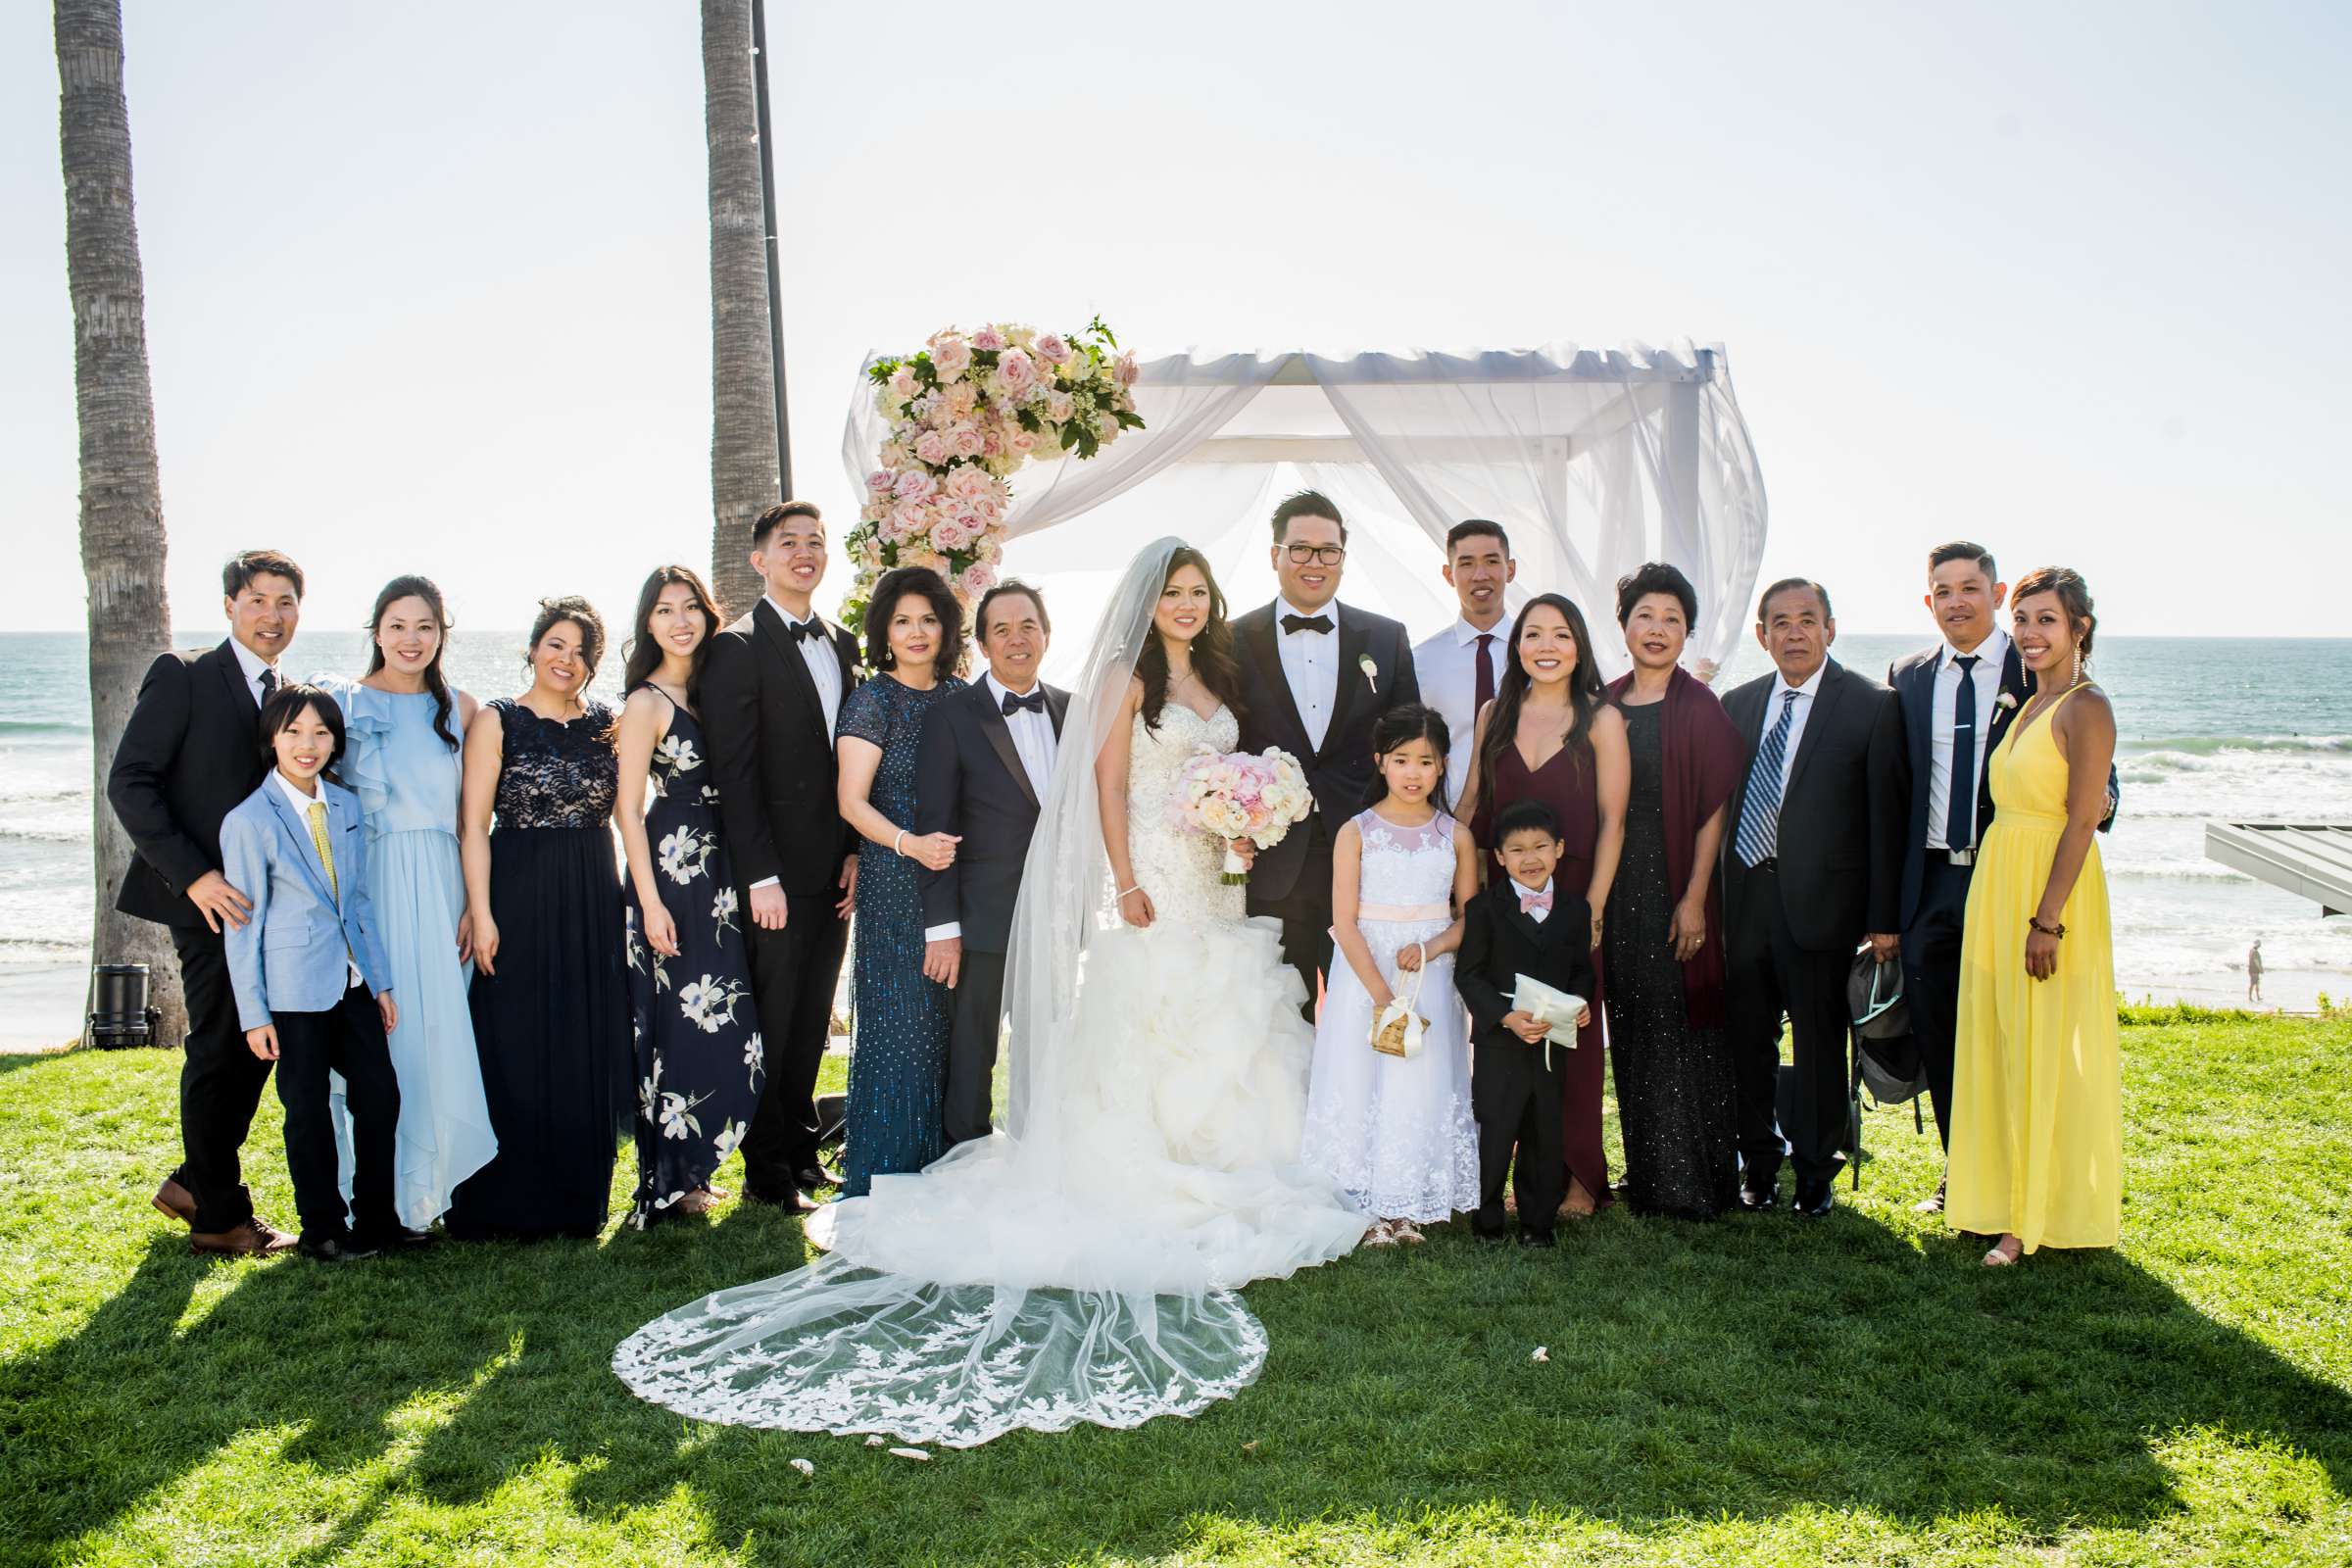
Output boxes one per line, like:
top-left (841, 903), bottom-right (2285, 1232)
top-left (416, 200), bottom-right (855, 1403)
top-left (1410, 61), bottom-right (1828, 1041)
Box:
top-left (833, 568), bottom-right (965, 1198)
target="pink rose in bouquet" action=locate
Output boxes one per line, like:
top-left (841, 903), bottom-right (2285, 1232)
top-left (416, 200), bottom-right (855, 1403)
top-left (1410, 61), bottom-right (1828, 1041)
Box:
top-left (971, 324), bottom-right (1007, 352)
top-left (1168, 746), bottom-right (1313, 885)
top-left (995, 347), bottom-right (1037, 392)
top-left (931, 333), bottom-right (972, 380)
top-left (1034, 331), bottom-right (1074, 365)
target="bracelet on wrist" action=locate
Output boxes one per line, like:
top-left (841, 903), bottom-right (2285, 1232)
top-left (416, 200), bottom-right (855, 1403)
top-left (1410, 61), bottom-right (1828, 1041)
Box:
top-left (893, 829), bottom-right (906, 858)
top-left (2030, 916), bottom-right (2066, 938)
top-left (1115, 884), bottom-right (1141, 900)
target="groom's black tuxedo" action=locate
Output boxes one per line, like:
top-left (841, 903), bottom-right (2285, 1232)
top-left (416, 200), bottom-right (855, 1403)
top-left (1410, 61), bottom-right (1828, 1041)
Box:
top-left (1887, 639), bottom-right (2118, 1150)
top-left (1232, 600), bottom-right (1419, 1015)
top-left (107, 638), bottom-right (278, 1234)
top-left (702, 599), bottom-right (864, 1198)
top-left (913, 676), bottom-right (1069, 1144)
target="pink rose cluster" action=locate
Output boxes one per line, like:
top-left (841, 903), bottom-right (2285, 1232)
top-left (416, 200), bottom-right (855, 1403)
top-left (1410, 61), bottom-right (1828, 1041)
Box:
top-left (843, 316), bottom-right (1143, 625)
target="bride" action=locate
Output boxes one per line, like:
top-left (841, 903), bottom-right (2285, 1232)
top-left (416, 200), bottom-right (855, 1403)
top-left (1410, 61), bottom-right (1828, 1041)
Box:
top-left (613, 538), bottom-right (1367, 1446)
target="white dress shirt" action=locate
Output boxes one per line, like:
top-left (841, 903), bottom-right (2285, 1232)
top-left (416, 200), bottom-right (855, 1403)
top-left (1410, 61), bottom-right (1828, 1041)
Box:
top-left (926, 673), bottom-right (1060, 943)
top-left (1275, 597), bottom-right (1341, 755)
top-left (750, 597), bottom-right (848, 895)
top-left (230, 636), bottom-right (280, 709)
top-left (273, 769), bottom-right (362, 988)
top-left (769, 595), bottom-right (845, 738)
top-left (1412, 614), bottom-right (1507, 808)
top-left (1925, 627), bottom-right (2009, 851)
top-left (1754, 659), bottom-right (1827, 800)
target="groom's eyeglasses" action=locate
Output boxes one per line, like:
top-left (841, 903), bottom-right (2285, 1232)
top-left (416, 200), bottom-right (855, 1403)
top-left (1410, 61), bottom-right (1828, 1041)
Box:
top-left (1284, 544), bottom-right (1346, 566)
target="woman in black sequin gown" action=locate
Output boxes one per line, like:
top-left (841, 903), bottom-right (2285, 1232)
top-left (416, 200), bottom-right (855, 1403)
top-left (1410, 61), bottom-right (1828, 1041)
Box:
top-left (833, 568), bottom-right (965, 1199)
top-left (449, 601), bottom-right (630, 1240)
top-left (1602, 566), bottom-right (1742, 1220)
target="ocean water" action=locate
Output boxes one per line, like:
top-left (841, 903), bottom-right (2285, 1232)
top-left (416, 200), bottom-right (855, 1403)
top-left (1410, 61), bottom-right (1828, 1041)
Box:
top-left (4, 630), bottom-right (2349, 1039)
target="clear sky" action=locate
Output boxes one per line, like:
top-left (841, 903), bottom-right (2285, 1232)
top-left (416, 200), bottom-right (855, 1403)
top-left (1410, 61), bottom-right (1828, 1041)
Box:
top-left (5, 2), bottom-right (2348, 642)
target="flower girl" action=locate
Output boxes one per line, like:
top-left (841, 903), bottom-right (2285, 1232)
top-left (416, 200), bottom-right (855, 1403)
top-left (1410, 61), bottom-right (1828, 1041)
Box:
top-left (1300, 705), bottom-right (1482, 1244)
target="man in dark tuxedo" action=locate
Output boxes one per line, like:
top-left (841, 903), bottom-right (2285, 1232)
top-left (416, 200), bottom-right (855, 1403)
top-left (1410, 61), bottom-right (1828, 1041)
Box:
top-left (1720, 578), bottom-right (1904, 1218)
top-left (912, 580), bottom-right (1066, 1145)
top-left (701, 501), bottom-right (863, 1209)
top-left (1231, 490), bottom-right (1421, 1020)
top-left (107, 549), bottom-right (307, 1255)
top-left (1888, 540), bottom-right (2117, 1212)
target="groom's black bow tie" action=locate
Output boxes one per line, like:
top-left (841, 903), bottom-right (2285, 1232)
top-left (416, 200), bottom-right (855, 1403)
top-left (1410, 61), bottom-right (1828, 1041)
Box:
top-left (781, 615), bottom-right (822, 644)
top-left (1001, 688), bottom-right (1047, 716)
top-left (1280, 613), bottom-right (1335, 636)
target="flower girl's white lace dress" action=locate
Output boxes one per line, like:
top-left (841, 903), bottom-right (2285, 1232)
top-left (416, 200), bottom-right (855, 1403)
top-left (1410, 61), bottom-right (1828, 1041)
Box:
top-left (611, 676), bottom-right (1366, 1447)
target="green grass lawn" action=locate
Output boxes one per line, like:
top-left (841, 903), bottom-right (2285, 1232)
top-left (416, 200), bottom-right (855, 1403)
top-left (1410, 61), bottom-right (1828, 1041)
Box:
top-left (2, 1010), bottom-right (2347, 1567)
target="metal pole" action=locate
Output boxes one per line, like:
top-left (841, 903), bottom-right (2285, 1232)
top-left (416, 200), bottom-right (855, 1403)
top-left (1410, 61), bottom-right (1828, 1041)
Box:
top-left (750, 0), bottom-right (792, 499)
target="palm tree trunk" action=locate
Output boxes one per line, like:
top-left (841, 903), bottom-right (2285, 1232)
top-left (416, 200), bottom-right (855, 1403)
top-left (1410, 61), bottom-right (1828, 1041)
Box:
top-left (55, 0), bottom-right (180, 1044)
top-left (701, 0), bottom-right (779, 618)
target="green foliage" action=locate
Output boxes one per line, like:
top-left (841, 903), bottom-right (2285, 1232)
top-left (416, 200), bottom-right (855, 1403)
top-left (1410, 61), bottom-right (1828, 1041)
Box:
top-left (2, 1016), bottom-right (2346, 1567)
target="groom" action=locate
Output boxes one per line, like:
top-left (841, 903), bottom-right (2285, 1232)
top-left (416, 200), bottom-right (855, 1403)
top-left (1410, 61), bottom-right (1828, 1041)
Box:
top-left (1234, 490), bottom-right (1421, 1019)
top-left (914, 580), bottom-right (1067, 1146)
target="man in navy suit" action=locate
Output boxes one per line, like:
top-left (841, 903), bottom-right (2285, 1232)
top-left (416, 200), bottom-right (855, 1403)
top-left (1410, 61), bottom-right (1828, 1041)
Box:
top-left (1888, 541), bottom-right (2115, 1212)
top-left (913, 580), bottom-right (1068, 1145)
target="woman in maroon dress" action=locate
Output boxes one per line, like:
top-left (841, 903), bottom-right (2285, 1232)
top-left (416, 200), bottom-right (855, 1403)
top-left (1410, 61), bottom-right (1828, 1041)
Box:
top-left (1462, 593), bottom-right (1628, 1216)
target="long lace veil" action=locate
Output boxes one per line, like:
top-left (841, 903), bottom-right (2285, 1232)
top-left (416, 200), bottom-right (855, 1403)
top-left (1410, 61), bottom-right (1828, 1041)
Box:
top-left (613, 538), bottom-right (1286, 1446)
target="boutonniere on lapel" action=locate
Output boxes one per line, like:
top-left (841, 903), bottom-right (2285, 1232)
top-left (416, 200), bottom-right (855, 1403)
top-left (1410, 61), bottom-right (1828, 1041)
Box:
top-left (1357, 653), bottom-right (1379, 694)
top-left (1995, 691), bottom-right (2020, 713)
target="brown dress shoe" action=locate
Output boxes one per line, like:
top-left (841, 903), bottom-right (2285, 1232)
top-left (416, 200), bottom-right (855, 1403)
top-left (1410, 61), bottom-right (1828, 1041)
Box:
top-left (152, 1178), bottom-right (198, 1227)
top-left (189, 1217), bottom-right (298, 1257)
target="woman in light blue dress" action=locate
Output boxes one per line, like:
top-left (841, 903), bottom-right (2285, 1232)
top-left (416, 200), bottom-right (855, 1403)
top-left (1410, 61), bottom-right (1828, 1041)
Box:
top-left (320, 576), bottom-right (498, 1230)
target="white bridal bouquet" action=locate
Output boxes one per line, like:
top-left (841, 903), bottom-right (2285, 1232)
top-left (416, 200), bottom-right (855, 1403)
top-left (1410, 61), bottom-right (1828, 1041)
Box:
top-left (1167, 747), bottom-right (1313, 885)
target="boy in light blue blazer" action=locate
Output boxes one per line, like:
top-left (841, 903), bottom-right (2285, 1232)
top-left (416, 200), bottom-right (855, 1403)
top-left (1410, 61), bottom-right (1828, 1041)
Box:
top-left (220, 684), bottom-right (402, 1260)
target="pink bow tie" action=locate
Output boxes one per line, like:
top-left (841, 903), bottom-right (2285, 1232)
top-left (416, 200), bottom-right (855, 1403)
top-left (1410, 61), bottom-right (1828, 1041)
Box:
top-left (1519, 889), bottom-right (1553, 915)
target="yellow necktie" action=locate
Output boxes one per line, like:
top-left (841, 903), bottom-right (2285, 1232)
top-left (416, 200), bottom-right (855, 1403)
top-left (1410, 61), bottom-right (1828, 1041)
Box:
top-left (307, 799), bottom-right (340, 906)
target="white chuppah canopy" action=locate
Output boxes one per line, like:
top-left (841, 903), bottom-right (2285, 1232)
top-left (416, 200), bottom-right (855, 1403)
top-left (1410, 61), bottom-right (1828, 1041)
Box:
top-left (840, 342), bottom-right (1769, 682)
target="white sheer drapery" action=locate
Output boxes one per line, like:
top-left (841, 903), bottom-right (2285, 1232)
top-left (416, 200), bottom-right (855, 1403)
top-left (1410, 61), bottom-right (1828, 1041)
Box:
top-left (839, 342), bottom-right (1768, 678)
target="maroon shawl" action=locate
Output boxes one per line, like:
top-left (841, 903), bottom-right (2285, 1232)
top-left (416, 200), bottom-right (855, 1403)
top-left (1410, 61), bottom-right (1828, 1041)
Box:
top-left (1607, 663), bottom-right (1743, 1027)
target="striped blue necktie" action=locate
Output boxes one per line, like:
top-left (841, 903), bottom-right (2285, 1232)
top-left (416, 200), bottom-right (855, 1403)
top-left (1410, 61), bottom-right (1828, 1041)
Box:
top-left (1734, 690), bottom-right (1801, 868)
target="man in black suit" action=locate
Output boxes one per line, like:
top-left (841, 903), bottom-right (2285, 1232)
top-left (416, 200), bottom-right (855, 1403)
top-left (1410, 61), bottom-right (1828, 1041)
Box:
top-left (107, 549), bottom-right (307, 1255)
top-left (1888, 540), bottom-right (2117, 1212)
top-left (1232, 490), bottom-right (1421, 1019)
top-left (912, 580), bottom-right (1067, 1145)
top-left (1720, 578), bottom-right (1904, 1218)
top-left (701, 501), bottom-right (863, 1209)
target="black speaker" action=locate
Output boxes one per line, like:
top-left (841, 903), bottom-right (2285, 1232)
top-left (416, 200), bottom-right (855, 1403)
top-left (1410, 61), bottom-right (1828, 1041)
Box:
top-left (86, 963), bottom-right (163, 1050)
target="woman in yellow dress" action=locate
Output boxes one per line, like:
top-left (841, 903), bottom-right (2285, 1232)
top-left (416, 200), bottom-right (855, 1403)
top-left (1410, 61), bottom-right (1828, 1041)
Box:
top-left (1947, 566), bottom-right (2120, 1266)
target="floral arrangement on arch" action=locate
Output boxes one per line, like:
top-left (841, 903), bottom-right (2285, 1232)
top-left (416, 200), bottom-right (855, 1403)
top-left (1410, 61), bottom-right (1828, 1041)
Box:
top-left (844, 317), bottom-right (1142, 627)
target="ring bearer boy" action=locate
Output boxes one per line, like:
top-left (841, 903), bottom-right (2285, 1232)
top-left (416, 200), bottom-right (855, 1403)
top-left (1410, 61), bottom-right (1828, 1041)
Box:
top-left (1455, 800), bottom-right (1594, 1248)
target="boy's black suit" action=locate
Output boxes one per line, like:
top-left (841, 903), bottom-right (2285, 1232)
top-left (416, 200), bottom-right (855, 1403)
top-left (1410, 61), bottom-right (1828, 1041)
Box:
top-left (1456, 881), bottom-right (1595, 1239)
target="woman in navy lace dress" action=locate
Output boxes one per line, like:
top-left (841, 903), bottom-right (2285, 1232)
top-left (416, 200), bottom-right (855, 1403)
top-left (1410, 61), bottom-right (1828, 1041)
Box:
top-left (833, 567), bottom-right (966, 1198)
top-left (614, 567), bottom-right (762, 1228)
top-left (448, 598), bottom-right (630, 1240)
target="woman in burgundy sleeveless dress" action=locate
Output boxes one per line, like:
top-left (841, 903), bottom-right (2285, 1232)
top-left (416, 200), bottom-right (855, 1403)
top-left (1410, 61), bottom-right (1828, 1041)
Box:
top-left (1465, 595), bottom-right (1628, 1215)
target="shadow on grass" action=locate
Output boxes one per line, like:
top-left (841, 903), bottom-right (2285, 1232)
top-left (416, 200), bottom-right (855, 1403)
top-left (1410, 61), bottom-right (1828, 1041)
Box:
top-left (9, 1191), bottom-right (2343, 1567)
top-left (3, 1013), bottom-right (2345, 1568)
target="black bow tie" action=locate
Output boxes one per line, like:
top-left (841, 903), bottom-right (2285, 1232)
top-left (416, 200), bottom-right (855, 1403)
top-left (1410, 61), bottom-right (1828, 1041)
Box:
top-left (781, 614), bottom-right (822, 644)
top-left (1280, 613), bottom-right (1335, 636)
top-left (1001, 688), bottom-right (1047, 716)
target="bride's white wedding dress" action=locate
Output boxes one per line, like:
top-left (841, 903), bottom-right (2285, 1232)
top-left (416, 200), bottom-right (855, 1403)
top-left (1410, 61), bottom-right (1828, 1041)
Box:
top-left (612, 541), bottom-right (1365, 1447)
